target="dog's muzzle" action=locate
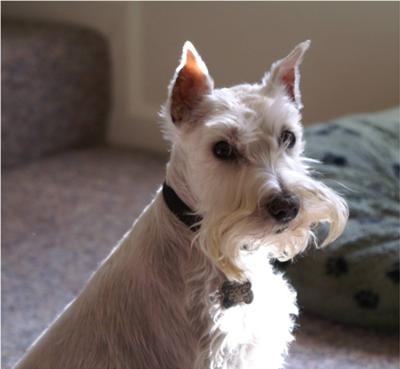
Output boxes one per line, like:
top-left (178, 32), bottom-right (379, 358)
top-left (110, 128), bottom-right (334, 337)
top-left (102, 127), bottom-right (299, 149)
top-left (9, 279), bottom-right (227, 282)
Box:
top-left (265, 192), bottom-right (300, 223)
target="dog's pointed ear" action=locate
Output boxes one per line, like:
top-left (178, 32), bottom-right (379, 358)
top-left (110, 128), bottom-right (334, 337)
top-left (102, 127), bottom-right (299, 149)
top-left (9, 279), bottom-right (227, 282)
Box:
top-left (263, 40), bottom-right (310, 109)
top-left (169, 41), bottom-right (214, 125)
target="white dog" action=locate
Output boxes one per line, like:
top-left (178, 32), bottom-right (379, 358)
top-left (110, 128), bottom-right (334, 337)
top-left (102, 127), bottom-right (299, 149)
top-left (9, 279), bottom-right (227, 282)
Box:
top-left (14, 41), bottom-right (348, 369)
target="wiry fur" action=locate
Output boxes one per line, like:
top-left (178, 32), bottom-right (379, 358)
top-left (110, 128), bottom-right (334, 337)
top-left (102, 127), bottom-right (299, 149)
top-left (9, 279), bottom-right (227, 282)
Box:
top-left (14, 41), bottom-right (348, 369)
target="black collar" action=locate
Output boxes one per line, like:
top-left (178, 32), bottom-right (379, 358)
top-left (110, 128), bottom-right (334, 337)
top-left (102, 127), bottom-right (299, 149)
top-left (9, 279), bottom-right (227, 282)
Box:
top-left (162, 182), bottom-right (202, 232)
top-left (162, 181), bottom-right (253, 309)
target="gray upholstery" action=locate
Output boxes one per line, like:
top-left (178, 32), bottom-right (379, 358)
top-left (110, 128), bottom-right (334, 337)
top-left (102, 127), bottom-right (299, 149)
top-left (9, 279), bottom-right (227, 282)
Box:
top-left (1, 19), bottom-right (110, 169)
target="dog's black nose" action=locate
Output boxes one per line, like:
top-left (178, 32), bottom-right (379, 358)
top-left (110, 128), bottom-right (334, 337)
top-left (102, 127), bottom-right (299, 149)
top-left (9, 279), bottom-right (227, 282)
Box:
top-left (266, 192), bottom-right (300, 223)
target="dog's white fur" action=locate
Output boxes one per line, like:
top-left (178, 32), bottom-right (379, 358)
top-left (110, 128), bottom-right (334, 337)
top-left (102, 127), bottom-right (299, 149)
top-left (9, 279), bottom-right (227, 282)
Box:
top-left (14, 41), bottom-right (348, 369)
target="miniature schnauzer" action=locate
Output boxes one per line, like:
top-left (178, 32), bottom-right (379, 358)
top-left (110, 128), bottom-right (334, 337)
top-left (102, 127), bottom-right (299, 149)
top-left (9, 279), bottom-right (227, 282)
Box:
top-left (15, 41), bottom-right (348, 369)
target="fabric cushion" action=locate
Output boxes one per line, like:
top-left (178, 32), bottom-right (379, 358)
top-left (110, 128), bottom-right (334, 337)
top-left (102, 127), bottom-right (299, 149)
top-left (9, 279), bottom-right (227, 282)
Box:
top-left (1, 19), bottom-right (110, 169)
top-left (280, 107), bottom-right (400, 332)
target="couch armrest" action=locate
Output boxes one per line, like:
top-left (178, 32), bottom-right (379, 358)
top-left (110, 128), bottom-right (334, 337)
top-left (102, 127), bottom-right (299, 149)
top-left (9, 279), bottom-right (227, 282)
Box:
top-left (1, 19), bottom-right (111, 169)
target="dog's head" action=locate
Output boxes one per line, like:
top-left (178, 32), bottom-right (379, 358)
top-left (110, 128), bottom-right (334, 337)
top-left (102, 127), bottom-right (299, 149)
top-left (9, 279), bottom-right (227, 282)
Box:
top-left (161, 41), bottom-right (348, 280)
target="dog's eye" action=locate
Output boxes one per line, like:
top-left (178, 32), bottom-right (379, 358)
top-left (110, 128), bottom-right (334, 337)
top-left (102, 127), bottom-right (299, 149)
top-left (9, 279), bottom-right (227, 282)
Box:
top-left (213, 141), bottom-right (236, 160)
top-left (280, 130), bottom-right (296, 149)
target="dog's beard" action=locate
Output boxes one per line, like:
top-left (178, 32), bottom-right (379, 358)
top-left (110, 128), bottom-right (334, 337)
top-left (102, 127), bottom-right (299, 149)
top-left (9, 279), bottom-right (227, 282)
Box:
top-left (195, 178), bottom-right (348, 281)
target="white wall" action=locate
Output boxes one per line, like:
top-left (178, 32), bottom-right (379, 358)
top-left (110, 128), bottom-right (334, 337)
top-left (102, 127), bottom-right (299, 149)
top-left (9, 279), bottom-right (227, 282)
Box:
top-left (3, 2), bottom-right (399, 155)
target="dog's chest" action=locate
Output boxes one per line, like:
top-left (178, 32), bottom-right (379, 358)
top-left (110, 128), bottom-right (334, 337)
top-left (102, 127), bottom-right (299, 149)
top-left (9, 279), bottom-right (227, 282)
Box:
top-left (194, 252), bottom-right (298, 368)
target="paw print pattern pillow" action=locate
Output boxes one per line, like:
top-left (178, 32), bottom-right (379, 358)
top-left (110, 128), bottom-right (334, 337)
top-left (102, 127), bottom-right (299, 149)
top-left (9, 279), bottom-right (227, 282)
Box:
top-left (280, 107), bottom-right (399, 332)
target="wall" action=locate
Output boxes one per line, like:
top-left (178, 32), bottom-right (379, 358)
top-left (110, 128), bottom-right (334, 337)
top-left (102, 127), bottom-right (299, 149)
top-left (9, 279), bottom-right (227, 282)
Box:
top-left (3, 2), bottom-right (399, 154)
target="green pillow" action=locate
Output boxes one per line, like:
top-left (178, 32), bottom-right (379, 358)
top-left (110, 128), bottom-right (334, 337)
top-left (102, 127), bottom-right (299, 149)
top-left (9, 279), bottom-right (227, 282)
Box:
top-left (279, 107), bottom-right (399, 332)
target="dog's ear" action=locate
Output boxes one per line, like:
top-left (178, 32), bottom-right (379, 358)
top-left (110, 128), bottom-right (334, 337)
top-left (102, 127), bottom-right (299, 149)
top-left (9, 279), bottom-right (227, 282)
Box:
top-left (169, 41), bottom-right (214, 125)
top-left (263, 40), bottom-right (310, 109)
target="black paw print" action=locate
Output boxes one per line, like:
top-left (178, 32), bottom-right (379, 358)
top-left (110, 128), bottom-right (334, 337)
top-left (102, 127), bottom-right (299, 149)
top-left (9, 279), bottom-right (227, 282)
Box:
top-left (354, 290), bottom-right (380, 309)
top-left (326, 257), bottom-right (348, 277)
top-left (322, 153), bottom-right (348, 167)
top-left (386, 261), bottom-right (399, 284)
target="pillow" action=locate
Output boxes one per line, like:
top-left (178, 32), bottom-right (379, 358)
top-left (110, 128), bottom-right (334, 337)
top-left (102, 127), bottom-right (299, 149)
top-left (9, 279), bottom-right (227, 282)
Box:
top-left (279, 107), bottom-right (399, 332)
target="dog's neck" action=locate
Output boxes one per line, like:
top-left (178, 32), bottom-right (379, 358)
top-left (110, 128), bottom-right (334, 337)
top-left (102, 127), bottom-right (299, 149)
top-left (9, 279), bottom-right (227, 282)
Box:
top-left (162, 157), bottom-right (254, 309)
top-left (165, 148), bottom-right (198, 211)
